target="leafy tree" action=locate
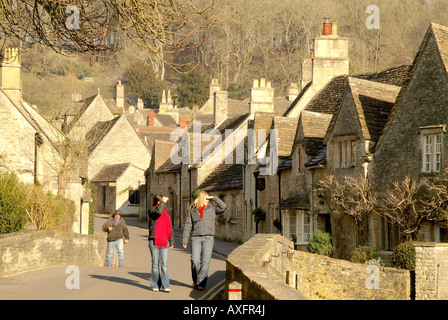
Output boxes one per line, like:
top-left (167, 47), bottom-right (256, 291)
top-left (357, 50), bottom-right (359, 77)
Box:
top-left (122, 60), bottom-right (165, 109)
top-left (176, 70), bottom-right (209, 109)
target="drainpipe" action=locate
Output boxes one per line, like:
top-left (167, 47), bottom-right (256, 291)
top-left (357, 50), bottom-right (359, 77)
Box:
top-left (277, 170), bottom-right (282, 228)
top-left (179, 169), bottom-right (182, 229)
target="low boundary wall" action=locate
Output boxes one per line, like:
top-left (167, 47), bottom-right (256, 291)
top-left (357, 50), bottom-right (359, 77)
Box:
top-left (0, 230), bottom-right (106, 277)
top-left (226, 234), bottom-right (411, 300)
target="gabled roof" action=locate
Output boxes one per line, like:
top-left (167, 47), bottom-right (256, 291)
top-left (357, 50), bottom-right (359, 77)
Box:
top-left (375, 22), bottom-right (448, 153)
top-left (347, 78), bottom-right (400, 142)
top-left (85, 115), bottom-right (122, 155)
top-left (58, 93), bottom-right (115, 132)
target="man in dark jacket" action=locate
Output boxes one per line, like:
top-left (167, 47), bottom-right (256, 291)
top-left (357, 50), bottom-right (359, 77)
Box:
top-left (102, 213), bottom-right (130, 267)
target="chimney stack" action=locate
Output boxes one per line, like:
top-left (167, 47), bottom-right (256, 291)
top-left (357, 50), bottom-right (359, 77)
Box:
top-left (115, 80), bottom-right (124, 109)
top-left (288, 83), bottom-right (299, 102)
top-left (249, 77), bottom-right (274, 116)
top-left (0, 48), bottom-right (22, 105)
top-left (213, 90), bottom-right (228, 125)
top-left (72, 89), bottom-right (82, 102)
top-left (180, 114), bottom-right (191, 129)
top-left (137, 98), bottom-right (144, 109)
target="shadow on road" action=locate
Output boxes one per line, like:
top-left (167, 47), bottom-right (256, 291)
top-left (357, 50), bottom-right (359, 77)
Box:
top-left (88, 273), bottom-right (151, 291)
top-left (129, 271), bottom-right (192, 289)
top-left (188, 270), bottom-right (225, 299)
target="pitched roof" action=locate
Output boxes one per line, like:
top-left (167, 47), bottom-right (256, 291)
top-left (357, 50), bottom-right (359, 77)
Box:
top-left (299, 111), bottom-right (333, 139)
top-left (347, 78), bottom-right (400, 142)
top-left (58, 94), bottom-right (116, 132)
top-left (266, 116), bottom-right (298, 158)
top-left (375, 22), bottom-right (447, 153)
top-left (91, 163), bottom-right (131, 182)
top-left (85, 116), bottom-right (122, 155)
top-left (293, 65), bottom-right (413, 117)
top-left (198, 163), bottom-right (243, 191)
top-left (430, 22), bottom-right (448, 73)
top-left (155, 113), bottom-right (178, 127)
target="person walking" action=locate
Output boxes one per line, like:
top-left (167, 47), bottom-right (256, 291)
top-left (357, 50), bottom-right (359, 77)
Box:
top-left (182, 191), bottom-right (226, 291)
top-left (148, 195), bottom-right (174, 292)
top-left (102, 212), bottom-right (130, 267)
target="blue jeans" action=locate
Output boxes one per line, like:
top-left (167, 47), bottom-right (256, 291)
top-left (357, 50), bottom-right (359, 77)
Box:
top-left (191, 236), bottom-right (214, 288)
top-left (148, 240), bottom-right (170, 290)
top-left (106, 239), bottom-right (124, 267)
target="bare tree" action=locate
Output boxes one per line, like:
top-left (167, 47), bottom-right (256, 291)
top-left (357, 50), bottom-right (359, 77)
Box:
top-left (0, 0), bottom-right (224, 70)
top-left (379, 171), bottom-right (448, 242)
top-left (318, 173), bottom-right (376, 246)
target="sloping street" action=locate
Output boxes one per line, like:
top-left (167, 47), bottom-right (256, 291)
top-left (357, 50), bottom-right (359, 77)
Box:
top-left (0, 215), bottom-right (237, 300)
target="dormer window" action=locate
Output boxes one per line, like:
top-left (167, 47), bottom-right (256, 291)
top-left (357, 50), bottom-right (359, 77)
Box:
top-left (334, 135), bottom-right (356, 169)
top-left (420, 125), bottom-right (445, 173)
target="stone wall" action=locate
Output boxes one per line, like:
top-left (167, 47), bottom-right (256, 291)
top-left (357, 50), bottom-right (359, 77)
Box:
top-left (226, 233), bottom-right (411, 300)
top-left (290, 249), bottom-right (410, 300)
top-left (415, 242), bottom-right (448, 300)
top-left (226, 233), bottom-right (307, 300)
top-left (0, 230), bottom-right (106, 277)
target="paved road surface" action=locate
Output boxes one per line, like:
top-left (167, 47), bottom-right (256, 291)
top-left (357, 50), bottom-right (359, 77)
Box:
top-left (0, 215), bottom-right (236, 300)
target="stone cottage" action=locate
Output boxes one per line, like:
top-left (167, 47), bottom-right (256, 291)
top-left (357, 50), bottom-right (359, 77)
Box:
top-left (0, 48), bottom-right (87, 233)
top-left (370, 22), bottom-right (448, 246)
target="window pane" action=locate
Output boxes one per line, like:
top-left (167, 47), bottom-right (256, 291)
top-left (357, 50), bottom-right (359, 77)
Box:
top-left (338, 141), bottom-right (342, 168)
top-left (351, 140), bottom-right (356, 166)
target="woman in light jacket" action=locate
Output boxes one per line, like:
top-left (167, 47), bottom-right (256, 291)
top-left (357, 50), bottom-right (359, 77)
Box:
top-left (148, 195), bottom-right (174, 292)
top-left (182, 191), bottom-right (226, 291)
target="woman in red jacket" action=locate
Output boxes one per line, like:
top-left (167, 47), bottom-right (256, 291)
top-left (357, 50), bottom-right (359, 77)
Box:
top-left (148, 195), bottom-right (174, 292)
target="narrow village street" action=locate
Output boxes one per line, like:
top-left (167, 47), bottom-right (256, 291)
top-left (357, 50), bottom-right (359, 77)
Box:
top-left (0, 215), bottom-right (238, 300)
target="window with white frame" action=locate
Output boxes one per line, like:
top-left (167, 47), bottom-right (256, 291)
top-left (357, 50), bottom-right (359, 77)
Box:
top-left (420, 125), bottom-right (445, 173)
top-left (282, 210), bottom-right (312, 244)
top-left (334, 136), bottom-right (356, 168)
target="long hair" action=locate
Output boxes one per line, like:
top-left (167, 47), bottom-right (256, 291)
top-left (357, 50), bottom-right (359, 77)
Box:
top-left (190, 191), bottom-right (208, 209)
top-left (153, 195), bottom-right (164, 207)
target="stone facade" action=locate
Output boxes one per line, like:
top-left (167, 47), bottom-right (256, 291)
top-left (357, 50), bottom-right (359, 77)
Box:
top-left (415, 243), bottom-right (448, 300)
top-left (88, 115), bottom-right (151, 215)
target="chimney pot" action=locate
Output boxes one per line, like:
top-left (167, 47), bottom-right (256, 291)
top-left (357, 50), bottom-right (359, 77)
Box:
top-left (331, 22), bottom-right (338, 36)
top-left (147, 108), bottom-right (155, 126)
top-left (323, 17), bottom-right (331, 36)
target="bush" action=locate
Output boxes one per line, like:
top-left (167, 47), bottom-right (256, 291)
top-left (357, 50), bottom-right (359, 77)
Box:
top-left (0, 173), bottom-right (31, 234)
top-left (307, 229), bottom-right (333, 256)
top-left (0, 172), bottom-right (75, 234)
top-left (392, 241), bottom-right (416, 270)
top-left (351, 246), bottom-right (379, 264)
